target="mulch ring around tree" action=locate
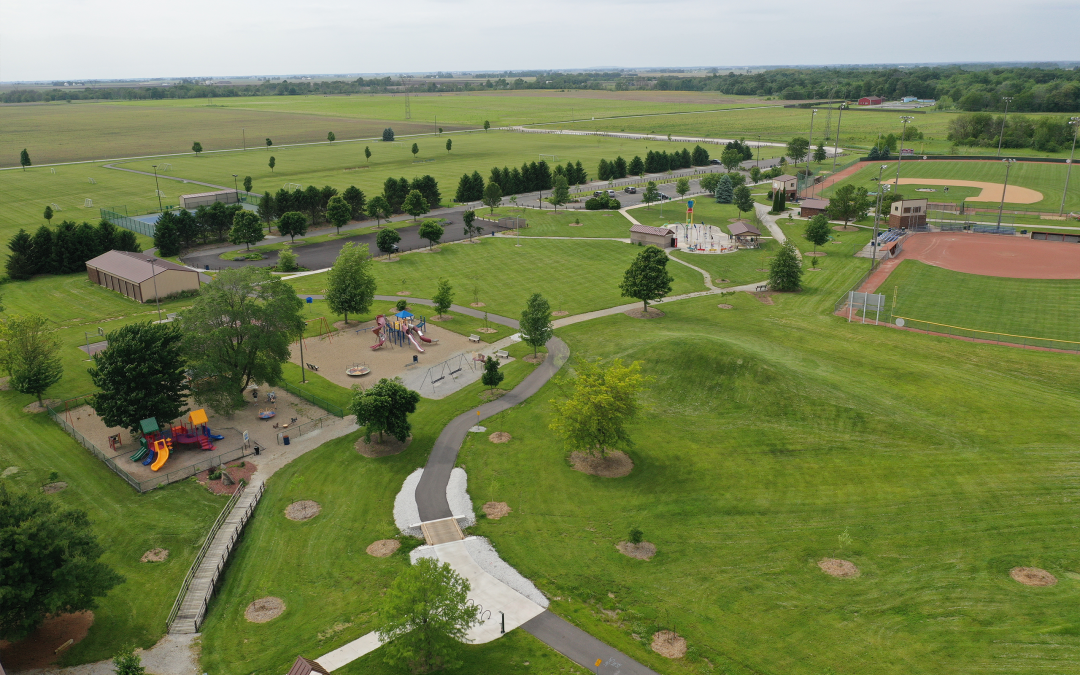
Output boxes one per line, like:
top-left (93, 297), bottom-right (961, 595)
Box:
top-left (523, 353), bottom-right (547, 364)
top-left (356, 434), bottom-right (412, 458)
top-left (569, 450), bottom-right (633, 477)
top-left (477, 327), bottom-right (498, 333)
top-left (23, 399), bottom-right (59, 414)
top-left (651, 630), bottom-right (687, 658)
top-left (41, 482), bottom-right (68, 494)
top-left (569, 223), bottom-right (585, 227)
top-left (617, 541), bottom-right (657, 560)
top-left (284, 500), bottom-right (321, 521)
top-left (489, 432), bottom-right (511, 443)
top-left (366, 539), bottom-right (401, 557)
top-left (396, 291), bottom-right (411, 295)
top-left (0, 611), bottom-right (94, 671)
top-left (245, 597), bottom-right (285, 623)
top-left (833, 225), bottom-right (859, 231)
top-left (717, 304), bottom-right (734, 309)
top-left (1011, 566), bottom-right (1057, 587)
top-left (141, 548), bottom-right (169, 563)
top-left (196, 461), bottom-right (257, 496)
top-left (479, 389), bottom-right (507, 402)
top-left (552, 310), bottom-right (569, 316)
top-left (624, 307), bottom-right (665, 319)
top-left (805, 251), bottom-right (827, 256)
top-left (818, 558), bottom-right (860, 578)
top-left (483, 501), bottom-right (512, 519)
top-left (470, 302), bottom-right (486, 307)
top-left (749, 292), bottom-right (775, 305)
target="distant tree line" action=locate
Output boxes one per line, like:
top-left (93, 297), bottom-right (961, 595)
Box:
top-left (946, 113), bottom-right (1079, 152)
top-left (6, 220), bottom-right (140, 279)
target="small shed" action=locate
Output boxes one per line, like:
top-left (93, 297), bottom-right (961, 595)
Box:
top-left (86, 250), bottom-right (202, 303)
top-left (287, 657), bottom-right (329, 675)
top-left (629, 224), bottom-right (675, 248)
top-left (888, 198), bottom-right (928, 228)
top-left (858, 96), bottom-right (883, 106)
top-left (800, 198), bottom-right (830, 218)
top-left (729, 221), bottom-right (762, 247)
top-left (179, 190), bottom-right (239, 209)
top-left (772, 174), bottom-right (797, 198)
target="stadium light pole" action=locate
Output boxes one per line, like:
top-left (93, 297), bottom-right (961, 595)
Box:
top-left (149, 255), bottom-right (162, 323)
top-left (1060, 117), bottom-right (1080, 215)
top-left (805, 109), bottom-right (818, 192)
top-left (894, 116), bottom-right (915, 188)
top-left (996, 158), bottom-right (1016, 231)
top-left (872, 164), bottom-right (889, 271)
top-left (152, 165), bottom-right (162, 212)
top-left (232, 174), bottom-right (239, 203)
top-left (996, 97), bottom-right (1014, 157)
top-left (831, 103), bottom-right (847, 173)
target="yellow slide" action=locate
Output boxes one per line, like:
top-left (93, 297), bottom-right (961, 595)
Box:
top-left (150, 439), bottom-right (170, 471)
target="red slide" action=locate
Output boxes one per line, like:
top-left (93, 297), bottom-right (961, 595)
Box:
top-left (370, 315), bottom-right (387, 350)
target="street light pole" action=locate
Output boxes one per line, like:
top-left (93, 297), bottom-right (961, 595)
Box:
top-left (149, 256), bottom-right (162, 323)
top-left (997, 158), bottom-right (1016, 231)
top-left (756, 134), bottom-right (761, 169)
top-left (1060, 117), bottom-right (1080, 215)
top-left (152, 165), bottom-right (162, 212)
top-left (895, 116), bottom-right (914, 187)
top-left (233, 174), bottom-right (239, 203)
top-left (831, 103), bottom-right (847, 173)
top-left (996, 97), bottom-right (1014, 157)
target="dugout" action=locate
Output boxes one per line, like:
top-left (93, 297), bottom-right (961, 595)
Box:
top-left (629, 224), bottom-right (676, 247)
top-left (888, 198), bottom-right (928, 228)
top-left (179, 190), bottom-right (239, 209)
top-left (86, 250), bottom-right (202, 302)
top-left (1030, 231), bottom-right (1080, 243)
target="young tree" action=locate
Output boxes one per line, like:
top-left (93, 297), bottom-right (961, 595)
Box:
top-left (519, 292), bottom-right (553, 356)
top-left (265, 138), bottom-right (273, 150)
top-left (483, 120), bottom-right (490, 132)
top-left (365, 146), bottom-right (372, 164)
top-left (276, 248), bottom-right (298, 272)
top-left (6, 230), bottom-right (36, 280)
top-left (327, 131), bottom-right (336, 144)
top-left (351, 377), bottom-right (420, 444)
top-left (89, 323), bottom-right (188, 434)
top-left (411, 142), bottom-right (419, 159)
top-left (432, 278), bottom-right (454, 318)
top-left (113, 647), bottom-right (146, 675)
top-left (367, 194), bottom-right (391, 227)
top-left (549, 175), bottom-right (570, 211)
top-left (733, 185), bottom-right (754, 218)
top-left (179, 268), bottom-right (304, 415)
top-left (2, 315), bottom-right (63, 405)
top-left (418, 219), bottom-right (444, 249)
top-left (720, 146), bottom-right (742, 172)
top-left (549, 358), bottom-right (646, 456)
top-left (786, 137), bottom-right (809, 164)
top-left (243, 175), bottom-right (253, 193)
top-left (401, 190), bottom-right (429, 221)
top-left (826, 184), bottom-right (872, 226)
top-left (276, 211), bottom-right (308, 243)
top-left (20, 149), bottom-right (31, 170)
top-left (192, 142), bottom-right (203, 156)
top-left (462, 209), bottom-right (482, 241)
top-left (619, 246), bottom-right (674, 313)
top-left (0, 482), bottom-right (124, 642)
top-left (715, 174), bottom-right (734, 204)
top-left (813, 144), bottom-right (827, 163)
top-left (768, 241), bottom-right (803, 291)
top-left (382, 128), bottom-right (395, 142)
top-left (154, 211), bottom-right (182, 256)
top-left (326, 194), bottom-right (352, 234)
top-left (642, 181), bottom-right (660, 209)
top-left (804, 213), bottom-right (831, 263)
top-left (376, 557), bottom-right (480, 674)
top-left (43, 205), bottom-right (53, 224)
top-left (749, 165), bottom-right (763, 183)
top-left (268, 155), bottom-right (276, 172)
top-left (481, 182), bottom-right (502, 214)
top-left (481, 356), bottom-right (504, 391)
top-left (376, 227), bottom-right (401, 259)
top-left (675, 177), bottom-right (690, 197)
top-left (445, 138), bottom-right (452, 153)
top-left (258, 191), bottom-right (275, 229)
top-left (326, 242), bottom-right (376, 325)
top-left (229, 209), bottom-right (265, 250)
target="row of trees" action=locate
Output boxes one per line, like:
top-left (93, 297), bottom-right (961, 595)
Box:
top-left (947, 113), bottom-right (1079, 152)
top-left (456, 159), bottom-right (567, 202)
top-left (6, 220), bottom-right (140, 280)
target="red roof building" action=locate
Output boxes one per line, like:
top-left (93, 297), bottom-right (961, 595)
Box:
top-left (858, 96), bottom-right (883, 106)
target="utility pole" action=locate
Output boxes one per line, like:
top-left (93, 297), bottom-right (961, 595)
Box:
top-left (233, 174), bottom-right (239, 202)
top-left (831, 103), bottom-right (847, 173)
top-left (805, 108), bottom-right (818, 194)
top-left (895, 116), bottom-right (914, 187)
top-left (997, 158), bottom-right (1015, 231)
top-left (152, 165), bottom-right (163, 212)
top-left (996, 97), bottom-right (1014, 157)
top-left (1060, 117), bottom-right (1080, 215)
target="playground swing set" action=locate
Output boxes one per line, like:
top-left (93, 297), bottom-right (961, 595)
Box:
top-left (127, 409), bottom-right (223, 472)
top-left (418, 352), bottom-right (477, 394)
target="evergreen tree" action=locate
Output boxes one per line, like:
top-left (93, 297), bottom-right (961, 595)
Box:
top-left (29, 226), bottom-right (52, 274)
top-left (174, 209), bottom-right (199, 247)
top-left (768, 241), bottom-right (803, 291)
top-left (258, 191), bottom-right (275, 227)
top-left (5, 229), bottom-right (36, 280)
top-left (597, 159), bottom-right (611, 181)
top-left (691, 145), bottom-right (710, 166)
top-left (343, 186), bottom-right (366, 220)
top-left (192, 142), bottom-right (203, 156)
top-left (575, 160), bottom-right (587, 183)
top-left (153, 211), bottom-right (182, 256)
top-left (454, 174), bottom-right (472, 203)
top-left (715, 174), bottom-right (734, 204)
top-left (20, 149), bottom-right (31, 170)
top-left (628, 155), bottom-right (645, 176)
top-left (469, 171), bottom-right (485, 201)
top-left (382, 128), bottom-right (395, 142)
top-left (868, 146), bottom-right (881, 160)
top-left (481, 356), bottom-right (504, 391)
top-left (536, 160), bottom-right (553, 190)
top-left (813, 145), bottom-right (827, 162)
top-left (613, 156), bottom-right (628, 178)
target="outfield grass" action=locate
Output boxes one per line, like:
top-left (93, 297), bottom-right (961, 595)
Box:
top-left (880, 260), bottom-right (1080, 342)
top-left (289, 238), bottom-right (706, 318)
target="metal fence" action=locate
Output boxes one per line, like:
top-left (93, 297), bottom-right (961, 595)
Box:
top-left (277, 414), bottom-right (336, 443)
top-left (281, 380), bottom-right (346, 417)
top-left (100, 208), bottom-right (156, 237)
top-left (890, 316), bottom-right (1080, 353)
top-left (834, 258), bottom-right (884, 313)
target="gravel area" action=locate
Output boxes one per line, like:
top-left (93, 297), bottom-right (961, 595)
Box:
top-left (464, 537), bottom-right (549, 608)
top-left (447, 468), bottom-right (476, 528)
top-left (410, 545), bottom-right (438, 564)
top-left (393, 468), bottom-right (424, 537)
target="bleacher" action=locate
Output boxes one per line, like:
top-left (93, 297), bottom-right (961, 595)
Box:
top-left (972, 225), bottom-right (1016, 235)
top-left (873, 229), bottom-right (904, 246)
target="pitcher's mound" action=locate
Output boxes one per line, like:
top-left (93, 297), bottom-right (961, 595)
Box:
top-left (366, 539), bottom-right (401, 557)
top-left (483, 501), bottom-right (511, 519)
top-left (41, 482), bottom-right (67, 494)
top-left (1011, 566), bottom-right (1057, 587)
top-left (141, 548), bottom-right (169, 563)
top-left (356, 435), bottom-right (412, 458)
top-left (818, 558), bottom-right (860, 578)
top-left (624, 307), bottom-right (665, 319)
top-left (651, 630), bottom-right (686, 658)
top-left (570, 450), bottom-right (633, 477)
top-left (489, 432), bottom-right (511, 443)
top-left (245, 597), bottom-right (285, 623)
top-left (285, 500), bottom-right (321, 521)
top-left (617, 541), bottom-right (656, 560)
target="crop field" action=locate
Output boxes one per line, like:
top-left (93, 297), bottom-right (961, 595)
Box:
top-left (821, 159), bottom-right (1080, 212)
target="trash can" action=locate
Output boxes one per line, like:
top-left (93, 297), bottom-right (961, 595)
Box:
top-left (254, 445), bottom-right (261, 456)
top-left (205, 265), bottom-right (210, 271)
top-left (283, 435), bottom-right (290, 446)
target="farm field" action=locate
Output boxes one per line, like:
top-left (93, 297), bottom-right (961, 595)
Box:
top-left (878, 260), bottom-right (1080, 342)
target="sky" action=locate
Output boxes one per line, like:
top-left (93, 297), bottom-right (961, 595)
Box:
top-left (2, 0), bottom-right (1078, 81)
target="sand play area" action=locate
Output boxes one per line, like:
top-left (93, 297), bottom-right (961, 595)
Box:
top-left (883, 178), bottom-right (1043, 204)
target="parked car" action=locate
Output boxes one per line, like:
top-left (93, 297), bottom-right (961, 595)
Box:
top-left (624, 186), bottom-right (637, 194)
top-left (593, 190), bottom-right (605, 197)
top-left (710, 158), bottom-right (721, 165)
top-left (607, 189), bottom-right (616, 197)
top-left (656, 192), bottom-right (671, 201)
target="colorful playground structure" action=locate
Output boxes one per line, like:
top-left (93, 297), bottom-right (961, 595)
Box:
top-left (371, 311), bottom-right (434, 353)
top-left (128, 409), bottom-right (221, 471)
top-left (668, 222), bottom-right (735, 253)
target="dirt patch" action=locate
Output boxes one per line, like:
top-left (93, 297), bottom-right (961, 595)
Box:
top-left (617, 541), bottom-right (657, 560)
top-left (624, 307), bottom-right (665, 319)
top-left (1011, 566), bottom-right (1057, 587)
top-left (717, 304), bottom-right (734, 309)
top-left (479, 389), bottom-right (507, 402)
top-left (818, 558), bottom-right (860, 578)
top-left (833, 225), bottom-right (859, 231)
top-left (333, 320), bottom-right (363, 331)
top-left (477, 327), bottom-right (498, 333)
top-left (552, 310), bottom-right (569, 316)
top-left (141, 548), bottom-right (169, 563)
top-left (651, 630), bottom-right (686, 658)
top-left (245, 597), bottom-right (285, 623)
top-left (804, 251), bottom-right (826, 257)
top-left (470, 302), bottom-right (486, 307)
top-left (883, 177), bottom-right (1043, 204)
top-left (523, 353), bottom-right (547, 364)
top-left (0, 376), bottom-right (9, 391)
top-left (0, 611), bottom-right (93, 670)
top-left (2, 466), bottom-right (18, 477)
top-left (196, 461), bottom-right (257, 496)
top-left (750, 292), bottom-right (775, 305)
top-left (356, 434), bottom-right (412, 458)
top-left (396, 291), bottom-right (411, 295)
top-left (366, 539), bottom-right (401, 557)
top-left (489, 432), bottom-right (511, 443)
top-left (41, 482), bottom-right (68, 494)
top-left (285, 500), bottom-right (321, 521)
top-left (569, 450), bottom-right (633, 477)
top-left (569, 222), bottom-right (585, 227)
top-left (483, 501), bottom-right (512, 519)
top-left (23, 399), bottom-right (59, 414)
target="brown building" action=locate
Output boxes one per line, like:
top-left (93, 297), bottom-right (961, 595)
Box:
top-left (179, 190), bottom-right (239, 209)
top-left (800, 198), bottom-right (830, 217)
top-left (86, 250), bottom-right (202, 303)
top-left (629, 224), bottom-right (676, 247)
top-left (729, 220), bottom-right (762, 247)
top-left (772, 174), bottom-right (798, 198)
top-left (887, 198), bottom-right (928, 228)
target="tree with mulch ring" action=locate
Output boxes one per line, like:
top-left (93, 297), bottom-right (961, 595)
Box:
top-left (717, 304), bottom-right (734, 309)
top-left (245, 597), bottom-right (285, 623)
top-left (523, 353), bottom-right (547, 364)
top-left (833, 224), bottom-right (859, 231)
top-left (624, 307), bottom-right (665, 319)
top-left (141, 548), bottom-right (169, 562)
top-left (488, 432), bottom-right (511, 443)
top-left (552, 310), bottom-right (569, 316)
top-left (41, 482), bottom-right (67, 494)
top-left (1010, 566), bottom-right (1057, 586)
top-left (367, 540), bottom-right (401, 557)
top-left (285, 500), bottom-right (321, 521)
top-left (569, 450), bottom-right (634, 477)
top-left (483, 502), bottom-right (511, 519)
top-left (818, 558), bottom-right (860, 578)
top-left (651, 630), bottom-right (686, 658)
top-left (356, 434), bottom-right (413, 458)
top-left (479, 389), bottom-right (506, 402)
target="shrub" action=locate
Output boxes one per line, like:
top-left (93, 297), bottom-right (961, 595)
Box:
top-left (277, 249), bottom-right (298, 272)
top-left (629, 527), bottom-right (644, 544)
top-left (396, 299), bottom-right (408, 311)
top-left (208, 470), bottom-right (222, 480)
top-left (585, 196), bottom-right (622, 211)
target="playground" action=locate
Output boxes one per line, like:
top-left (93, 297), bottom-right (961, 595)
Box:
top-left (667, 222), bottom-right (738, 254)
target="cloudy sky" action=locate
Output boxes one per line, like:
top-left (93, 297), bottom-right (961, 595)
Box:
top-left (2, 0), bottom-right (1077, 81)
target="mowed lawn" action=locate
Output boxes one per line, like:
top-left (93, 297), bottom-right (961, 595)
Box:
top-left (289, 238), bottom-right (706, 317)
top-left (881, 259), bottom-right (1080, 342)
top-left (486, 206), bottom-right (633, 238)
top-left (459, 291), bottom-right (1080, 675)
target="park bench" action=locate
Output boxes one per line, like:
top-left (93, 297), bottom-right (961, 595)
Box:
top-left (496, 350), bottom-right (509, 360)
top-left (468, 334), bottom-right (481, 343)
top-left (306, 362), bottom-right (319, 372)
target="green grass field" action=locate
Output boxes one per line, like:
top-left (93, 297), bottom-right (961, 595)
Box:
top-left (879, 260), bottom-right (1080, 342)
top-left (486, 206), bottom-right (632, 238)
